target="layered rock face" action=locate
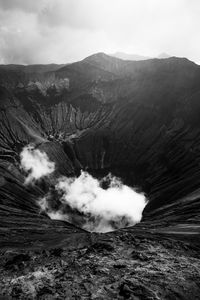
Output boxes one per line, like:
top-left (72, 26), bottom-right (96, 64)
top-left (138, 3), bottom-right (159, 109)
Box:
top-left (1, 54), bottom-right (200, 299)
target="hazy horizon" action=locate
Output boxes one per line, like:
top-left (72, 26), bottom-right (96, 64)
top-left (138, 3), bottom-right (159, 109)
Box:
top-left (0, 0), bottom-right (200, 64)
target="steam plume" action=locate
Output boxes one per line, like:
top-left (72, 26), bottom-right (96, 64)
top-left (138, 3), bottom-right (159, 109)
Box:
top-left (20, 145), bottom-right (55, 184)
top-left (20, 145), bottom-right (147, 232)
top-left (55, 171), bottom-right (147, 232)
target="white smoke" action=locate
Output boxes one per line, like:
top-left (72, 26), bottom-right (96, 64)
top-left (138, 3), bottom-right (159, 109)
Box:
top-left (38, 196), bottom-right (67, 221)
top-left (55, 171), bottom-right (147, 232)
top-left (20, 145), bottom-right (147, 232)
top-left (20, 145), bottom-right (55, 184)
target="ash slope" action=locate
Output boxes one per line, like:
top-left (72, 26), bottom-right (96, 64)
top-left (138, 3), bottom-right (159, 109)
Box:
top-left (1, 53), bottom-right (200, 299)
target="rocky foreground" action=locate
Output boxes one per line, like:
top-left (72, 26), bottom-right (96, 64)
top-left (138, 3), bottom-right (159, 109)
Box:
top-left (1, 227), bottom-right (200, 299)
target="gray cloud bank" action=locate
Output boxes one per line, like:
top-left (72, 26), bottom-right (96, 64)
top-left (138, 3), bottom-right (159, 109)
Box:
top-left (0, 0), bottom-right (200, 64)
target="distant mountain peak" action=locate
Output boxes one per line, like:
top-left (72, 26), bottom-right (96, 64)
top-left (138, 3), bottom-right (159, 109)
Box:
top-left (82, 52), bottom-right (124, 73)
top-left (84, 52), bottom-right (112, 62)
top-left (110, 51), bottom-right (172, 61)
top-left (110, 52), bottom-right (150, 61)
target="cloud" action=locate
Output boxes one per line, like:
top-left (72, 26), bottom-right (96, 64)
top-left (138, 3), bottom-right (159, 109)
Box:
top-left (0, 0), bottom-right (47, 13)
top-left (0, 1), bottom-right (199, 64)
top-left (20, 145), bottom-right (55, 184)
top-left (38, 0), bottom-right (99, 30)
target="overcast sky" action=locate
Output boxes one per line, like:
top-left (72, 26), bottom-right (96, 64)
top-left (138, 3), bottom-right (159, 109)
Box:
top-left (0, 0), bottom-right (199, 64)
